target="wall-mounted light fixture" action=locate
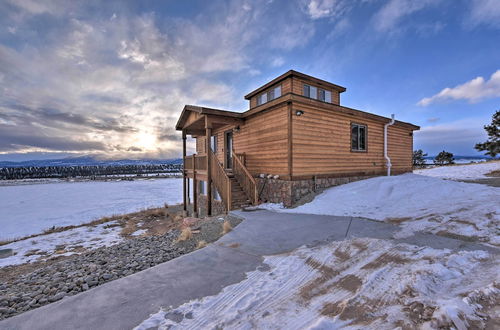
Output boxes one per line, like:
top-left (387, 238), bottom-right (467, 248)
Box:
top-left (295, 110), bottom-right (304, 116)
top-left (234, 126), bottom-right (240, 132)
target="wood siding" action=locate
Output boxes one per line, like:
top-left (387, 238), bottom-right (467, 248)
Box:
top-left (291, 103), bottom-right (413, 177)
top-left (234, 106), bottom-right (289, 176)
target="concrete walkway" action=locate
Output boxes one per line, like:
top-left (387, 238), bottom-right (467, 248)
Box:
top-left (1, 210), bottom-right (496, 330)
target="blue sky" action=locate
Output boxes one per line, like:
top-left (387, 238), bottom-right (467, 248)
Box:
top-left (0, 0), bottom-right (499, 161)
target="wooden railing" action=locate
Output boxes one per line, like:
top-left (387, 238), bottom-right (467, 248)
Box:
top-left (209, 150), bottom-right (232, 211)
top-left (232, 149), bottom-right (258, 205)
top-left (184, 154), bottom-right (206, 171)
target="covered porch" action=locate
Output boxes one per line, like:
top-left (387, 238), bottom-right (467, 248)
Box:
top-left (176, 106), bottom-right (257, 217)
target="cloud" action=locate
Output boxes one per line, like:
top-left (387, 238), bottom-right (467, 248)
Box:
top-left (271, 57), bottom-right (285, 67)
top-left (306, 0), bottom-right (349, 19)
top-left (0, 0), bottom-right (320, 159)
top-left (467, 0), bottom-right (500, 28)
top-left (418, 70), bottom-right (500, 106)
top-left (372, 0), bottom-right (438, 33)
top-left (414, 117), bottom-right (489, 155)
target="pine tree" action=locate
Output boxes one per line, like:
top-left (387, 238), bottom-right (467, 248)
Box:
top-left (413, 149), bottom-right (427, 168)
top-left (475, 110), bottom-right (499, 158)
top-left (434, 151), bottom-right (454, 165)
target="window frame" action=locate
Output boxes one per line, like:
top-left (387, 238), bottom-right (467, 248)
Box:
top-left (350, 122), bottom-right (368, 152)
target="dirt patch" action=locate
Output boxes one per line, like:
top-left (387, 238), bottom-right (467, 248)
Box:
top-left (361, 252), bottom-right (410, 270)
top-left (336, 274), bottom-right (362, 292)
top-left (300, 257), bottom-right (340, 302)
top-left (228, 243), bottom-right (240, 248)
top-left (459, 177), bottom-right (500, 188)
top-left (386, 217), bottom-right (412, 224)
top-left (333, 248), bottom-right (350, 262)
top-left (486, 170), bottom-right (500, 177)
top-left (435, 230), bottom-right (480, 243)
top-left (320, 299), bottom-right (383, 325)
top-left (404, 301), bottom-right (435, 324)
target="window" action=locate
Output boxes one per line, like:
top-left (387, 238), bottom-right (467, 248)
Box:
top-left (303, 84), bottom-right (318, 99)
top-left (257, 85), bottom-right (281, 106)
top-left (318, 89), bottom-right (332, 103)
top-left (351, 124), bottom-right (367, 151)
top-left (199, 181), bottom-right (205, 194)
top-left (305, 84), bottom-right (332, 103)
top-left (211, 135), bottom-right (217, 153)
top-left (257, 92), bottom-right (267, 105)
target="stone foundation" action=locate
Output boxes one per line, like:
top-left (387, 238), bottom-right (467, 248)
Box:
top-left (197, 194), bottom-right (226, 217)
top-left (257, 173), bottom-right (406, 207)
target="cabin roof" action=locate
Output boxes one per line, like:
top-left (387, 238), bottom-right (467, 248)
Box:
top-left (244, 70), bottom-right (347, 100)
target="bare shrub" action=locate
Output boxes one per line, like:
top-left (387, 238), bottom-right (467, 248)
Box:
top-left (222, 220), bottom-right (232, 234)
top-left (197, 240), bottom-right (207, 249)
top-left (177, 227), bottom-right (192, 242)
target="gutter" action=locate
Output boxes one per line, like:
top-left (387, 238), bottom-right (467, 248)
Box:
top-left (384, 114), bottom-right (395, 176)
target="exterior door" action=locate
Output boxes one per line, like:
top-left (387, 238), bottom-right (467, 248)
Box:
top-left (225, 131), bottom-right (233, 169)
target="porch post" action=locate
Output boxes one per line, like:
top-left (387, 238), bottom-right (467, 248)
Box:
top-left (193, 154), bottom-right (198, 217)
top-left (205, 117), bottom-right (212, 216)
top-left (182, 130), bottom-right (187, 214)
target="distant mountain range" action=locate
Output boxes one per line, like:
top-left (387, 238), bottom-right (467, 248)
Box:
top-left (423, 155), bottom-right (493, 160)
top-left (0, 156), bottom-right (182, 168)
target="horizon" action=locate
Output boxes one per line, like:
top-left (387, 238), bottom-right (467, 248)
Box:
top-left (1, 0), bottom-right (499, 161)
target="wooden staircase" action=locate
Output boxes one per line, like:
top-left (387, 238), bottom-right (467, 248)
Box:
top-left (208, 149), bottom-right (258, 212)
top-left (225, 169), bottom-right (252, 210)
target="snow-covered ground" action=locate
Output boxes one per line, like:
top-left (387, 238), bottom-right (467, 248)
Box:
top-left (0, 221), bottom-right (123, 267)
top-left (262, 174), bottom-right (500, 246)
top-left (0, 178), bottom-right (182, 241)
top-left (136, 238), bottom-right (499, 329)
top-left (414, 160), bottom-right (499, 179)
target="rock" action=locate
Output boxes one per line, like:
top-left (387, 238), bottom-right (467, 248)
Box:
top-left (48, 292), bottom-right (66, 302)
top-left (0, 307), bottom-right (9, 314)
top-left (82, 283), bottom-right (89, 291)
top-left (102, 274), bottom-right (112, 281)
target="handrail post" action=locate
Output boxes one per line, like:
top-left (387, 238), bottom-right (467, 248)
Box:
top-left (182, 130), bottom-right (187, 214)
top-left (193, 154), bottom-right (198, 217)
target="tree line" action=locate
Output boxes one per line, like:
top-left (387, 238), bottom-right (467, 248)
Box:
top-left (0, 164), bottom-right (182, 180)
top-left (413, 110), bottom-right (499, 168)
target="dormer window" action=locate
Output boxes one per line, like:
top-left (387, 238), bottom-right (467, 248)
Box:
top-left (303, 84), bottom-right (317, 99)
top-left (304, 84), bottom-right (332, 103)
top-left (319, 89), bottom-right (332, 103)
top-left (257, 85), bottom-right (282, 106)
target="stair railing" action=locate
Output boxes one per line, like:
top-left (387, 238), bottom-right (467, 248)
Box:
top-left (209, 150), bottom-right (232, 211)
top-left (232, 149), bottom-right (258, 205)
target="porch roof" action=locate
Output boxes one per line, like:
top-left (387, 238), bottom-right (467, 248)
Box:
top-left (175, 105), bottom-right (244, 134)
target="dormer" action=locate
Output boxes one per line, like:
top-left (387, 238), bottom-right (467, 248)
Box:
top-left (244, 70), bottom-right (346, 109)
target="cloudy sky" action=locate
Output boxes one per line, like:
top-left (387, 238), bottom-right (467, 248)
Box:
top-left (0, 0), bottom-right (499, 161)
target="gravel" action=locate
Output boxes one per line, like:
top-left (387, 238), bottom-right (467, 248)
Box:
top-left (0, 216), bottom-right (242, 320)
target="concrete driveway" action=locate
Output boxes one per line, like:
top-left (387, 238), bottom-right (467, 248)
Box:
top-left (1, 210), bottom-right (495, 330)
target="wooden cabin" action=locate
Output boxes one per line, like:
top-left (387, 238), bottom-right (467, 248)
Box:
top-left (176, 70), bottom-right (419, 216)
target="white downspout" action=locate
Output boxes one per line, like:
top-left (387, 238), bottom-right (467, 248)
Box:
top-left (384, 114), bottom-right (395, 176)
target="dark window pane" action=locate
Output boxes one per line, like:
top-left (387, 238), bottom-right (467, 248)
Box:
top-left (359, 126), bottom-right (366, 150)
top-left (351, 125), bottom-right (358, 150)
top-left (303, 84), bottom-right (310, 97)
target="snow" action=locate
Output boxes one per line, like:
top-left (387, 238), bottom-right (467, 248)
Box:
top-left (261, 174), bottom-right (500, 245)
top-left (414, 161), bottom-right (499, 179)
top-left (135, 238), bottom-right (499, 329)
top-left (0, 221), bottom-right (123, 267)
top-left (0, 178), bottom-right (182, 241)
